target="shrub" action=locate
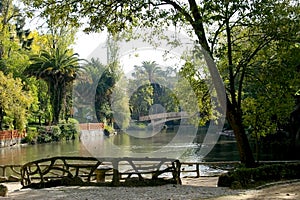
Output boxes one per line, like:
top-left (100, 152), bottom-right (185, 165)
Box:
top-left (104, 125), bottom-right (115, 135)
top-left (25, 119), bottom-right (80, 144)
top-left (22, 127), bottom-right (38, 144)
top-left (36, 126), bottom-right (53, 143)
top-left (59, 123), bottom-right (78, 140)
top-left (217, 163), bottom-right (300, 189)
top-left (51, 126), bottom-right (62, 141)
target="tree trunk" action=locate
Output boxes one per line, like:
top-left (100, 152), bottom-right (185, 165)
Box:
top-left (201, 45), bottom-right (255, 167)
top-left (0, 107), bottom-right (3, 130)
top-left (50, 80), bottom-right (64, 125)
top-left (226, 100), bottom-right (256, 167)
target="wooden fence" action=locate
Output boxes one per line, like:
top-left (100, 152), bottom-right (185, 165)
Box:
top-left (2, 159), bottom-right (299, 186)
top-left (20, 156), bottom-right (181, 188)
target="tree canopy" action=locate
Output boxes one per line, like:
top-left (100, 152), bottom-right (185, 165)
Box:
top-left (0, 71), bottom-right (34, 130)
top-left (18, 0), bottom-right (300, 166)
top-left (25, 48), bottom-right (82, 124)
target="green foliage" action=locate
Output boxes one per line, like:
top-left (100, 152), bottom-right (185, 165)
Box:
top-left (93, 36), bottom-right (129, 126)
top-left (104, 125), bottom-right (115, 135)
top-left (129, 83), bottom-right (153, 120)
top-left (128, 121), bottom-right (147, 130)
top-left (74, 58), bottom-right (105, 122)
top-left (67, 118), bottom-right (79, 125)
top-left (95, 61), bottom-right (119, 123)
top-left (20, 0), bottom-right (300, 166)
top-left (25, 48), bottom-right (82, 124)
top-left (35, 120), bottom-right (79, 144)
top-left (0, 72), bottom-right (34, 130)
top-left (59, 118), bottom-right (79, 140)
top-left (241, 23), bottom-right (300, 144)
top-left (129, 61), bottom-right (179, 121)
top-left (22, 127), bottom-right (39, 144)
top-left (111, 75), bottom-right (131, 130)
top-left (50, 126), bottom-right (61, 141)
top-left (36, 126), bottom-right (53, 143)
top-left (177, 48), bottom-right (220, 126)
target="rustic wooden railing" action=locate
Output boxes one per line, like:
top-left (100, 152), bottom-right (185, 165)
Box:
top-left (180, 161), bottom-right (241, 177)
top-left (20, 156), bottom-right (181, 188)
top-left (0, 165), bottom-right (23, 182)
top-left (2, 159), bottom-right (299, 187)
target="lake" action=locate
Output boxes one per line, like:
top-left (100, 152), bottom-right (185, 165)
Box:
top-left (0, 127), bottom-right (240, 164)
top-left (3, 126), bottom-right (296, 176)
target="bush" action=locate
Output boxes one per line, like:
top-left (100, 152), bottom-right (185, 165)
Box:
top-left (35, 127), bottom-right (55, 143)
top-left (24, 119), bottom-right (80, 144)
top-left (22, 127), bottom-right (38, 144)
top-left (51, 126), bottom-right (62, 141)
top-left (217, 163), bottom-right (300, 189)
top-left (104, 125), bottom-right (115, 135)
top-left (59, 123), bottom-right (78, 140)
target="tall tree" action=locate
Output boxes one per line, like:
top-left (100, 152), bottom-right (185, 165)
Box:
top-left (0, 71), bottom-right (33, 130)
top-left (129, 60), bottom-right (180, 120)
top-left (74, 58), bottom-right (105, 122)
top-left (25, 48), bottom-right (81, 124)
top-left (93, 35), bottom-right (129, 128)
top-left (0, 0), bottom-right (34, 75)
top-left (23, 0), bottom-right (300, 167)
top-left (132, 61), bottom-right (163, 83)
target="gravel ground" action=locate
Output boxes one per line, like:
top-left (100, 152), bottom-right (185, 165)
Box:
top-left (2, 178), bottom-right (300, 200)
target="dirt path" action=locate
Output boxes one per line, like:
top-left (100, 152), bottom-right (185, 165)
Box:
top-left (2, 178), bottom-right (299, 200)
top-left (209, 180), bottom-right (300, 200)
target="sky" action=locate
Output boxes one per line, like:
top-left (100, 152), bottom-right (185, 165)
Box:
top-left (73, 30), bottom-right (189, 74)
top-left (73, 31), bottom-right (106, 59)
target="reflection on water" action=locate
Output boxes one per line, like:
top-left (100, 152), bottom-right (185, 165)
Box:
top-left (0, 129), bottom-right (240, 166)
top-left (0, 140), bottom-right (90, 165)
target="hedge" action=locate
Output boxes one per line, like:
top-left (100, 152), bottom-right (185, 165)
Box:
top-left (218, 163), bottom-right (300, 189)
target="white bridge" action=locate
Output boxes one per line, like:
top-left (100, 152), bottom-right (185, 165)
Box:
top-left (139, 112), bottom-right (192, 126)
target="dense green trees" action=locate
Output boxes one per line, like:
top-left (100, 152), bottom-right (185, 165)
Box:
top-left (74, 58), bottom-right (105, 122)
top-left (24, 0), bottom-right (300, 166)
top-left (25, 49), bottom-right (81, 124)
top-left (0, 0), bottom-right (37, 130)
top-left (0, 71), bottom-right (33, 130)
top-left (74, 38), bottom-right (130, 130)
top-left (0, 0), bottom-right (292, 166)
top-left (129, 61), bottom-right (179, 120)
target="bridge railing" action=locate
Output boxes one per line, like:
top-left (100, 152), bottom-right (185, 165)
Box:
top-left (139, 112), bottom-right (190, 121)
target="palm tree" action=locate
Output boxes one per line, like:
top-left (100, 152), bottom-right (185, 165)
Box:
top-left (132, 61), bottom-right (164, 83)
top-left (73, 58), bottom-right (106, 122)
top-left (25, 48), bottom-right (82, 124)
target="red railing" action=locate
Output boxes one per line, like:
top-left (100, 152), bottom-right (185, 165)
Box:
top-left (0, 130), bottom-right (26, 140)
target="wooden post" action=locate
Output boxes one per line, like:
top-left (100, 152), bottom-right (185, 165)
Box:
top-left (173, 160), bottom-right (182, 185)
top-left (96, 169), bottom-right (105, 182)
top-left (112, 160), bottom-right (119, 185)
top-left (95, 167), bottom-right (112, 183)
top-left (196, 163), bottom-right (200, 178)
top-left (1, 166), bottom-right (6, 177)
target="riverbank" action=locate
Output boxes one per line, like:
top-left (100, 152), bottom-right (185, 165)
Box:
top-left (2, 177), bottom-right (300, 200)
